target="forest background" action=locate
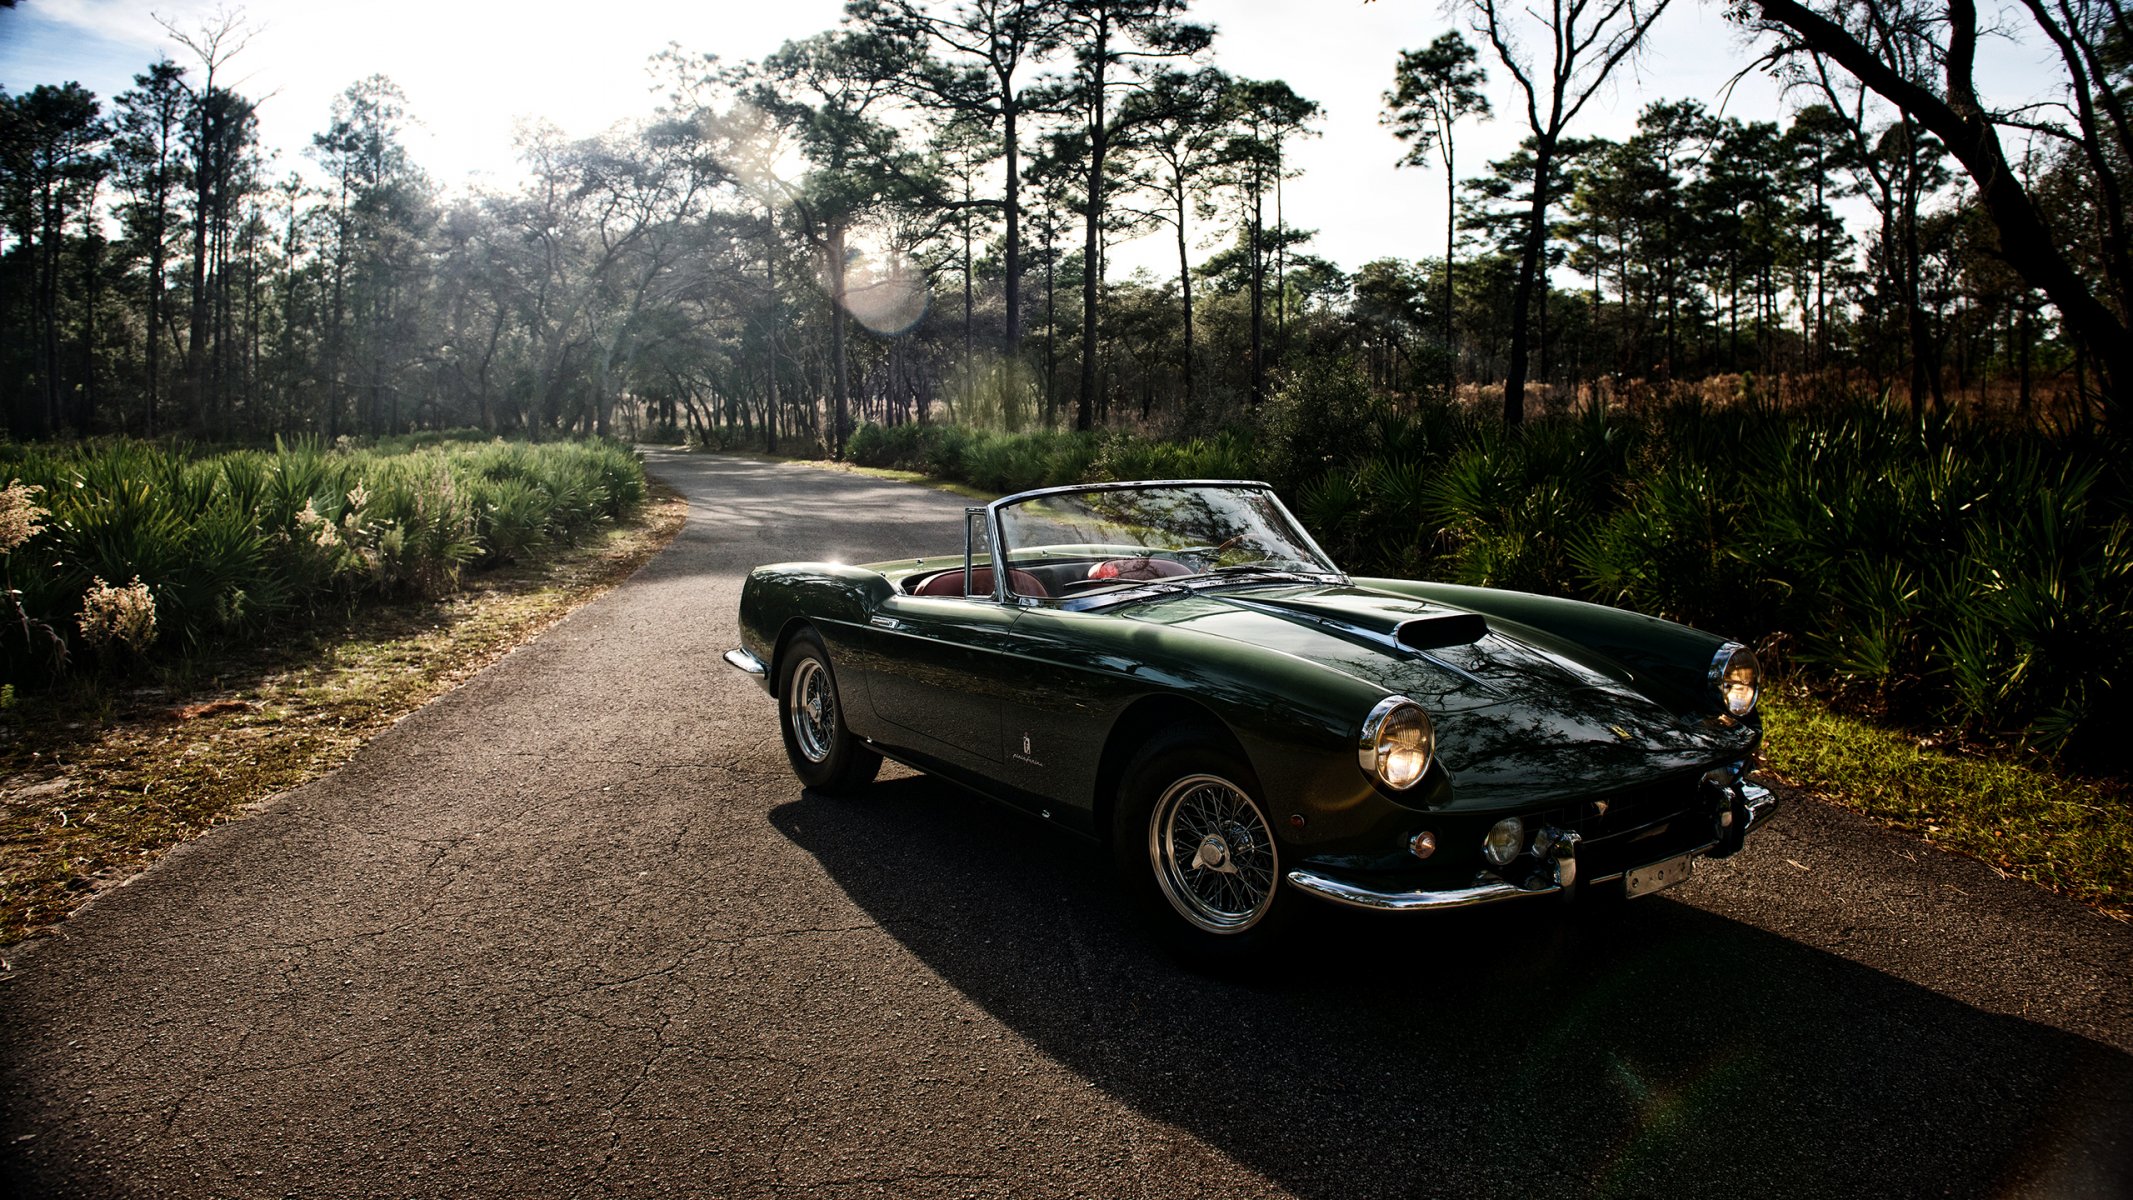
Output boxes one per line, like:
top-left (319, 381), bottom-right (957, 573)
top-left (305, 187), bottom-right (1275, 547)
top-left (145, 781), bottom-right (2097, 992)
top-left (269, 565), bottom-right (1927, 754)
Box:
top-left (1, 0), bottom-right (2128, 781)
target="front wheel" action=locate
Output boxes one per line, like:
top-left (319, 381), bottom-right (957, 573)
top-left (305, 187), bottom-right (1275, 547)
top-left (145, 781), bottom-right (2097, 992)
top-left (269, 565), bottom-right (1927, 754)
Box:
top-left (778, 629), bottom-right (881, 795)
top-left (1113, 734), bottom-right (1292, 964)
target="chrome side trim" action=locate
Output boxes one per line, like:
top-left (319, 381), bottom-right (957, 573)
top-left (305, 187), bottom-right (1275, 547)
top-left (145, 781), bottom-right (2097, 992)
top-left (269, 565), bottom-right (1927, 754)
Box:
top-left (723, 648), bottom-right (767, 677)
top-left (1287, 868), bottom-right (1559, 912)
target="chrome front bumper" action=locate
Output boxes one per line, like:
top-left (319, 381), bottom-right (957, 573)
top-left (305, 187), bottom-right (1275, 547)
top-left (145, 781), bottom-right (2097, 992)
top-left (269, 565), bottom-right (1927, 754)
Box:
top-left (1287, 782), bottom-right (1778, 914)
top-left (724, 648), bottom-right (770, 689)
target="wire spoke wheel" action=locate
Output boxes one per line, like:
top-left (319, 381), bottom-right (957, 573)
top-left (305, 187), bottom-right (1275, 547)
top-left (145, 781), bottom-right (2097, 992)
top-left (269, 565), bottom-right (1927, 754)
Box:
top-left (788, 657), bottom-right (835, 764)
top-left (1148, 773), bottom-right (1279, 935)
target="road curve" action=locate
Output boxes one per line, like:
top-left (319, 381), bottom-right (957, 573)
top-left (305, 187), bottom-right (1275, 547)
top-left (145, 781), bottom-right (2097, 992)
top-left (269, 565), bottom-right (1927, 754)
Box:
top-left (3, 450), bottom-right (2130, 1199)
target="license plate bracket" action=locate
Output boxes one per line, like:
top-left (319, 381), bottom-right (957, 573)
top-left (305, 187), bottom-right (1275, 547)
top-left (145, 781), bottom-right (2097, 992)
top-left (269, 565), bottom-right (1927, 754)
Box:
top-left (1625, 852), bottom-right (1694, 899)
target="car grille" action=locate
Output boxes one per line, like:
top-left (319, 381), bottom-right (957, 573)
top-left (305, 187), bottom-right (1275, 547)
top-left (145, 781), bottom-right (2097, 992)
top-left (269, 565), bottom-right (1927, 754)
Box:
top-left (1545, 772), bottom-right (1704, 840)
top-left (1529, 771), bottom-right (1715, 881)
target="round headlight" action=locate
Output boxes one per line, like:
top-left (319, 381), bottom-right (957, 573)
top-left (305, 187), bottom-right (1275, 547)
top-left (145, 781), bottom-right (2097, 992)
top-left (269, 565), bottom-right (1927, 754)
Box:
top-left (1358, 697), bottom-right (1435, 790)
top-left (1482, 817), bottom-right (1524, 867)
top-left (1711, 644), bottom-right (1761, 717)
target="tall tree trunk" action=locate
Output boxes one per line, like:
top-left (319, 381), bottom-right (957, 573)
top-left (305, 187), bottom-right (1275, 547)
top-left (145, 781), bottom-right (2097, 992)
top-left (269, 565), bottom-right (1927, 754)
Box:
top-left (1175, 188), bottom-right (1195, 414)
top-left (79, 199), bottom-right (100, 434)
top-left (1444, 155), bottom-right (1457, 395)
top-left (1250, 175), bottom-right (1265, 406)
top-left (1274, 142), bottom-right (1286, 344)
top-left (1075, 20), bottom-right (1111, 433)
top-left (147, 193), bottom-right (167, 434)
top-left (829, 223), bottom-right (851, 458)
top-left (1003, 103), bottom-right (1021, 351)
top-left (2018, 302), bottom-right (2033, 414)
top-left (1077, 118), bottom-right (1107, 431)
top-left (963, 171), bottom-right (975, 417)
top-left (1502, 142), bottom-right (1555, 425)
top-left (35, 178), bottom-right (59, 437)
top-left (1044, 229), bottom-right (1057, 428)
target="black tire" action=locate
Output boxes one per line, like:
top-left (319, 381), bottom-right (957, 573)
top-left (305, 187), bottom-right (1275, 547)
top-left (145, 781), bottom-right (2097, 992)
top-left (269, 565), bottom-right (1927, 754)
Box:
top-left (777, 628), bottom-right (881, 795)
top-left (1111, 731), bottom-right (1293, 966)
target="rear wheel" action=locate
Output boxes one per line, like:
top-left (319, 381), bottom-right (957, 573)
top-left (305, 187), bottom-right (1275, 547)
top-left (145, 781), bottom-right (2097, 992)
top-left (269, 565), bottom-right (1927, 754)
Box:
top-left (1113, 733), bottom-right (1292, 964)
top-left (778, 629), bottom-right (881, 795)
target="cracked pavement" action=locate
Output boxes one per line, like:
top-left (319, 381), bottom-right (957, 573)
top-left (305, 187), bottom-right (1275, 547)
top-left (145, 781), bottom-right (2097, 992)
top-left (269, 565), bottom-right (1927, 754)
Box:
top-left (3, 450), bottom-right (2130, 1198)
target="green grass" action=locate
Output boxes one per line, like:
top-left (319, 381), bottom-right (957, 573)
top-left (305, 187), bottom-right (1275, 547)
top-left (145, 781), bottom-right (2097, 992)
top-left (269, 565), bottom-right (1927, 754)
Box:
top-left (1762, 687), bottom-right (2132, 918)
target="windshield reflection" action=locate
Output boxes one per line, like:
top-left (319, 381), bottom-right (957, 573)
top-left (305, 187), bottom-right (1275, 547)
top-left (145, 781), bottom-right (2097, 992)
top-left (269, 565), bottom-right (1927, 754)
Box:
top-left (995, 485), bottom-right (1339, 600)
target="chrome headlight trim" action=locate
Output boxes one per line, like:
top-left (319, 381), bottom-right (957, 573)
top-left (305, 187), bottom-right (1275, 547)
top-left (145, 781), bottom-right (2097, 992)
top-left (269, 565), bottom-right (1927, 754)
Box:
top-left (1709, 642), bottom-right (1761, 717)
top-left (1481, 816), bottom-right (1525, 867)
top-left (1358, 695), bottom-right (1435, 791)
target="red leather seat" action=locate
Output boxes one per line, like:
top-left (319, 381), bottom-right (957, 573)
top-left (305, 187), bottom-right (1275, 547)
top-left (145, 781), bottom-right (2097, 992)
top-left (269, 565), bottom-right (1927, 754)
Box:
top-left (1090, 557), bottom-right (1193, 582)
top-left (911, 566), bottom-right (1050, 598)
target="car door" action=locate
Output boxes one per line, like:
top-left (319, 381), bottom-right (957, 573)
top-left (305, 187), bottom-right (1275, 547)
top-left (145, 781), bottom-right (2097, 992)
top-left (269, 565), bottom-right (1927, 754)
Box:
top-left (861, 509), bottom-right (1025, 770)
top-left (863, 593), bottom-right (1025, 768)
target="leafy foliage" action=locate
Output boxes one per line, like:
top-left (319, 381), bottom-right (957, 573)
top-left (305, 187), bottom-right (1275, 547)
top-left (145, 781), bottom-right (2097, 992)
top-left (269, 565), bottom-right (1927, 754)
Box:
top-left (0, 436), bottom-right (646, 682)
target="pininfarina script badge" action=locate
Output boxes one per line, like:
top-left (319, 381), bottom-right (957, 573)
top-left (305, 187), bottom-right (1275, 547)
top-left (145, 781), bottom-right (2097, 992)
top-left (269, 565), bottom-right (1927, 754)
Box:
top-left (1013, 732), bottom-right (1043, 768)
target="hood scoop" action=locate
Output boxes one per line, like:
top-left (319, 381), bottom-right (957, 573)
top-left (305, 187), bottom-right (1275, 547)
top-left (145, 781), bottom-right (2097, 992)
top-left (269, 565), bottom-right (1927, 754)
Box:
top-left (1211, 593), bottom-right (1488, 656)
top-left (1395, 613), bottom-right (1489, 650)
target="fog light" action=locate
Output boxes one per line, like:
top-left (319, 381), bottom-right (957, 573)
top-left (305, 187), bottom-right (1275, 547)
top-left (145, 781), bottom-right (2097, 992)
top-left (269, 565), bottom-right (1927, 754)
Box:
top-left (1409, 830), bottom-right (1437, 860)
top-left (1703, 768), bottom-right (1734, 790)
top-left (1481, 817), bottom-right (1524, 867)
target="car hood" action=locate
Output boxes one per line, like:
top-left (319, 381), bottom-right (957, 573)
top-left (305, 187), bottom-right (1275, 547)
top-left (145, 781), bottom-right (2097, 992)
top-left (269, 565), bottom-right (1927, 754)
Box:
top-left (1113, 582), bottom-right (1740, 795)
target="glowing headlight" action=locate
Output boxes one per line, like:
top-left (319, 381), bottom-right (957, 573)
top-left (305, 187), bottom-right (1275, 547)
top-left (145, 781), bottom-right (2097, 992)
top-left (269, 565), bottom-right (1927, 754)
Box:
top-left (1482, 817), bottom-right (1525, 867)
top-left (1710, 643), bottom-right (1761, 717)
top-left (1358, 697), bottom-right (1435, 790)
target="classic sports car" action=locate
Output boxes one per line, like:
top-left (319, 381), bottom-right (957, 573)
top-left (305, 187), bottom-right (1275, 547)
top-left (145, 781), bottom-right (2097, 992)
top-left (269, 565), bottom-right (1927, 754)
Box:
top-left (727, 479), bottom-right (1774, 959)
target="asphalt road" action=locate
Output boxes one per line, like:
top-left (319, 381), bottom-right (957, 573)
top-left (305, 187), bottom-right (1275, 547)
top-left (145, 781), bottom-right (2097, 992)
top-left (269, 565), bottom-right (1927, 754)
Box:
top-left (3, 450), bottom-right (2130, 1199)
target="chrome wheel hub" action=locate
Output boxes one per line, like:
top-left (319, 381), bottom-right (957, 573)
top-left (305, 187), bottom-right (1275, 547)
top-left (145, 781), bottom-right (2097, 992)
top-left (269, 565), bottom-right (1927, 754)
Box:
top-left (1149, 774), bottom-right (1278, 934)
top-left (1191, 833), bottom-right (1235, 874)
top-left (789, 658), bottom-right (835, 764)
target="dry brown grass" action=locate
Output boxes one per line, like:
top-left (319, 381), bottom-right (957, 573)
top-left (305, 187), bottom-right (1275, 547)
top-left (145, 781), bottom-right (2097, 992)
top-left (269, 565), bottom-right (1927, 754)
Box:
top-left (0, 485), bottom-right (688, 954)
top-left (1451, 371), bottom-right (2093, 426)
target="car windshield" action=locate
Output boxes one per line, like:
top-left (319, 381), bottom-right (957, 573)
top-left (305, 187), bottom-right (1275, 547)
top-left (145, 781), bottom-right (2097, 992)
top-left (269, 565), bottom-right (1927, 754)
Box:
top-left (994, 483), bottom-right (1339, 597)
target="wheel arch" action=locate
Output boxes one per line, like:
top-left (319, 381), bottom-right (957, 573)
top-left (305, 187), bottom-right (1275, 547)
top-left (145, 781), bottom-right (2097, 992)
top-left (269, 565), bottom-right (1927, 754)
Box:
top-left (1091, 693), bottom-right (1255, 846)
top-left (766, 617), bottom-right (820, 699)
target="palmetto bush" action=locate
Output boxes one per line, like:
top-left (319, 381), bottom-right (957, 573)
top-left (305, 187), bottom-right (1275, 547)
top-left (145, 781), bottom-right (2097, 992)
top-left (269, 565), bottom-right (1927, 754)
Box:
top-left (0, 436), bottom-right (646, 682)
top-left (1402, 402), bottom-right (2128, 763)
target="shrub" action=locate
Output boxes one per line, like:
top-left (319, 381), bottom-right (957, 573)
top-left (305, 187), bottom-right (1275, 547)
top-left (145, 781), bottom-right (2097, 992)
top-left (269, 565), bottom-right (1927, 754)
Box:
top-left (76, 576), bottom-right (158, 654)
top-left (0, 437), bottom-right (648, 685)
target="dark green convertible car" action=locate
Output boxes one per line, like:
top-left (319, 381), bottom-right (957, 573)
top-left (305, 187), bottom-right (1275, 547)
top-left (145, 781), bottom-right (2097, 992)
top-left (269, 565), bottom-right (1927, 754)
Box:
top-left (727, 480), bottom-right (1774, 960)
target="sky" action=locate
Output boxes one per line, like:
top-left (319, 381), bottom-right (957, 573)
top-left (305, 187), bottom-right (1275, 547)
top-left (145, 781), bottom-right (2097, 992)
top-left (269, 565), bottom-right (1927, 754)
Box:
top-left (0, 0), bottom-right (2064, 278)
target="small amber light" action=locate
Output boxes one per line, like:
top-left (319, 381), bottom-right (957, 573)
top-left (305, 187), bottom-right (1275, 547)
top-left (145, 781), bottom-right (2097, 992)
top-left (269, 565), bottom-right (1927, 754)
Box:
top-left (1289, 813), bottom-right (1306, 830)
top-left (1410, 831), bottom-right (1437, 859)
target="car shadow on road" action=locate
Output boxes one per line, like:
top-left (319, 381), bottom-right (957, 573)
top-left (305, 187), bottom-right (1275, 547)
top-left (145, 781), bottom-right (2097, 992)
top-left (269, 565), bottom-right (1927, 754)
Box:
top-left (771, 775), bottom-right (2132, 1199)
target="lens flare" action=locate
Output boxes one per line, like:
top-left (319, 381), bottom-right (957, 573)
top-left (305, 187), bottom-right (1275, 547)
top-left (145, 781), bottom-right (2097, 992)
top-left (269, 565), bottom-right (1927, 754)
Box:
top-left (837, 248), bottom-right (929, 336)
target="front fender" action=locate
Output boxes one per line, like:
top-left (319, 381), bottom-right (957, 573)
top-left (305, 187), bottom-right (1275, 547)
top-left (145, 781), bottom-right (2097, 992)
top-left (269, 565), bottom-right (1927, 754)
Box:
top-left (1018, 608), bottom-right (1433, 850)
top-left (738, 563), bottom-right (897, 695)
